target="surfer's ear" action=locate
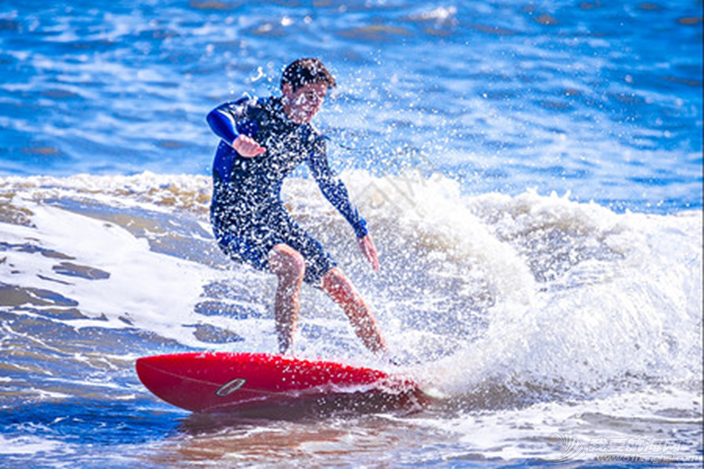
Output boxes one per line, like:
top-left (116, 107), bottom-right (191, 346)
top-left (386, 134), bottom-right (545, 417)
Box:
top-left (282, 83), bottom-right (294, 101)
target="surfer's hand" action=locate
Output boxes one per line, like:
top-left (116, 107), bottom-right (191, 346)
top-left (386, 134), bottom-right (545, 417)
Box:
top-left (232, 134), bottom-right (266, 157)
top-left (357, 234), bottom-right (379, 271)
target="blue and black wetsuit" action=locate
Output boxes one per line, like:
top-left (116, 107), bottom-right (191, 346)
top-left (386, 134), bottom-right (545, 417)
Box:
top-left (207, 96), bottom-right (368, 285)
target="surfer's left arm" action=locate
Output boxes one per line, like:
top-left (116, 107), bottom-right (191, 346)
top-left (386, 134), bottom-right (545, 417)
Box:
top-left (308, 138), bottom-right (380, 271)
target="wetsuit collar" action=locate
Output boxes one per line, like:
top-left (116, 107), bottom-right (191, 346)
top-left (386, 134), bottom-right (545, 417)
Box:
top-left (267, 97), bottom-right (298, 127)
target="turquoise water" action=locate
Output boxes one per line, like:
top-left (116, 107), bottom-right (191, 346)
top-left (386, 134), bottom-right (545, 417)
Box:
top-left (1, 1), bottom-right (702, 467)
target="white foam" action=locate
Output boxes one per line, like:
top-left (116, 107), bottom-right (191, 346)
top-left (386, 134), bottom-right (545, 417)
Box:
top-left (1, 172), bottom-right (701, 380)
top-left (428, 191), bottom-right (702, 396)
top-left (411, 385), bottom-right (702, 462)
top-left (0, 434), bottom-right (64, 456)
top-left (2, 197), bottom-right (226, 346)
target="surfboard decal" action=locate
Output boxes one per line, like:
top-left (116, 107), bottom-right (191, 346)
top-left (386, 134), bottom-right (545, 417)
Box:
top-left (215, 378), bottom-right (247, 397)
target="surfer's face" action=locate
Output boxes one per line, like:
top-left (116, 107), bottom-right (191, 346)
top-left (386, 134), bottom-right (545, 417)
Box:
top-left (282, 83), bottom-right (327, 124)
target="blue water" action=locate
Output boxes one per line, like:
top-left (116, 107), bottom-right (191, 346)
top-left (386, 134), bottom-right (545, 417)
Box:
top-left (1, 1), bottom-right (702, 467)
top-left (1, 0), bottom-right (701, 210)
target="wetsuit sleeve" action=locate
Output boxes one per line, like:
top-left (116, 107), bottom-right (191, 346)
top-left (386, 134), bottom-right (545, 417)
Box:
top-left (207, 99), bottom-right (261, 182)
top-left (308, 138), bottom-right (369, 238)
top-left (206, 98), bottom-right (259, 145)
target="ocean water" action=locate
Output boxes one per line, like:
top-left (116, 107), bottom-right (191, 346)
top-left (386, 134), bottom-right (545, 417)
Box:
top-left (1, 0), bottom-right (702, 467)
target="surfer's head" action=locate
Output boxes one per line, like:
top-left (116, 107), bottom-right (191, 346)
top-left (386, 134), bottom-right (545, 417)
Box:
top-left (281, 58), bottom-right (336, 93)
top-left (281, 58), bottom-right (335, 124)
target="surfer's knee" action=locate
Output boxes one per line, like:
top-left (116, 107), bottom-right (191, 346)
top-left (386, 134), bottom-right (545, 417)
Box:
top-left (269, 244), bottom-right (306, 282)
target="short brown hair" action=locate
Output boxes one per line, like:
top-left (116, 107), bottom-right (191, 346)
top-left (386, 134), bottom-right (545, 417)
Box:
top-left (281, 58), bottom-right (337, 92)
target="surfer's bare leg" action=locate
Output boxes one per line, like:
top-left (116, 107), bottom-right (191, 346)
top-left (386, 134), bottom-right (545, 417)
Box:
top-left (269, 244), bottom-right (305, 354)
top-left (321, 267), bottom-right (388, 356)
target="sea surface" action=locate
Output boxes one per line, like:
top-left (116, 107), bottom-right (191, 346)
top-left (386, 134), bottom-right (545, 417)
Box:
top-left (1, 0), bottom-right (702, 467)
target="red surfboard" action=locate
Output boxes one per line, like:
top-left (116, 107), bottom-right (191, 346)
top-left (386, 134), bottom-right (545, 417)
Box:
top-left (136, 352), bottom-right (429, 414)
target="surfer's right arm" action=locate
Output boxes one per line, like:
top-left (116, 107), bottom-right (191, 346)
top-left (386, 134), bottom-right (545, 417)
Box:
top-left (207, 100), bottom-right (266, 158)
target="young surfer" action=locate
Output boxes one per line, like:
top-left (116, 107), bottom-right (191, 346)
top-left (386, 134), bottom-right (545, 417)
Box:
top-left (207, 58), bottom-right (389, 359)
